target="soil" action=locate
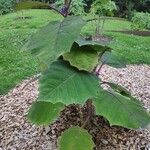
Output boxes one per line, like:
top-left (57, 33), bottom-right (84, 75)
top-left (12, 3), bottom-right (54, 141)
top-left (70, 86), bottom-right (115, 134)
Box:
top-left (14, 16), bottom-right (32, 20)
top-left (92, 35), bottom-right (113, 44)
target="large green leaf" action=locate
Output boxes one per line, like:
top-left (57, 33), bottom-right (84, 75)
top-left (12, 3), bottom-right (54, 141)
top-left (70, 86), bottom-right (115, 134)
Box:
top-left (28, 101), bottom-right (64, 125)
top-left (38, 60), bottom-right (100, 105)
top-left (104, 82), bottom-right (131, 97)
top-left (58, 126), bottom-right (95, 150)
top-left (104, 82), bottom-right (142, 105)
top-left (24, 16), bottom-right (86, 64)
top-left (93, 90), bottom-right (150, 129)
top-left (76, 38), bottom-right (112, 54)
top-left (63, 43), bottom-right (99, 71)
top-left (62, 39), bottom-right (112, 72)
top-left (101, 51), bottom-right (126, 68)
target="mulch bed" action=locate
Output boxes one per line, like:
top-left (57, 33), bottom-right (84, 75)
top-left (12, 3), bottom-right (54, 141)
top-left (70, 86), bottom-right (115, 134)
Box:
top-left (0, 65), bottom-right (150, 150)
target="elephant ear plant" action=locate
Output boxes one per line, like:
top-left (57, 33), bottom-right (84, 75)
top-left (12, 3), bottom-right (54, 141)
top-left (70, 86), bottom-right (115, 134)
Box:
top-left (21, 0), bottom-right (150, 149)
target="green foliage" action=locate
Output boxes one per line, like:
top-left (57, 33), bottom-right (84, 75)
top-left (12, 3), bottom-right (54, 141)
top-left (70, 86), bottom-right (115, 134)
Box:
top-left (91, 0), bottom-right (117, 16)
top-left (131, 12), bottom-right (150, 30)
top-left (63, 40), bottom-right (111, 71)
top-left (58, 126), bottom-right (95, 150)
top-left (112, 0), bottom-right (149, 18)
top-left (24, 16), bottom-right (86, 65)
top-left (94, 89), bottom-right (150, 129)
top-left (63, 43), bottom-right (99, 71)
top-left (76, 38), bottom-right (112, 52)
top-left (90, 0), bottom-right (117, 35)
top-left (101, 51), bottom-right (126, 68)
top-left (28, 101), bottom-right (64, 125)
top-left (0, 0), bottom-right (15, 15)
top-left (38, 60), bottom-right (100, 105)
top-left (55, 0), bottom-right (86, 15)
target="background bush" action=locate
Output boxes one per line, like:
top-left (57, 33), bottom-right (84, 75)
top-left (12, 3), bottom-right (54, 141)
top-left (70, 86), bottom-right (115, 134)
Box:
top-left (0, 0), bottom-right (15, 15)
top-left (55, 0), bottom-right (86, 15)
top-left (131, 12), bottom-right (150, 30)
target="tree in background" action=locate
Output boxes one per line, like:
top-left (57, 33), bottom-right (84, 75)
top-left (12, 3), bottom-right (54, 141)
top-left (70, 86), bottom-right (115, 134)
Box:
top-left (83, 0), bottom-right (94, 12)
top-left (135, 0), bottom-right (150, 13)
top-left (113, 0), bottom-right (149, 18)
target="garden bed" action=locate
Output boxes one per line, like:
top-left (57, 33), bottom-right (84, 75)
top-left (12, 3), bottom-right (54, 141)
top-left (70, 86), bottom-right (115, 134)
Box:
top-left (0, 65), bottom-right (150, 150)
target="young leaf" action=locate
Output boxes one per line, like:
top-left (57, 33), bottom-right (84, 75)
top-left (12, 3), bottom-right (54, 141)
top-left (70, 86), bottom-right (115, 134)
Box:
top-left (63, 42), bottom-right (99, 71)
top-left (93, 90), bottom-right (150, 129)
top-left (101, 51), bottom-right (126, 68)
top-left (58, 126), bottom-right (95, 150)
top-left (76, 38), bottom-right (112, 53)
top-left (28, 101), bottom-right (64, 125)
top-left (38, 60), bottom-right (100, 105)
top-left (24, 16), bottom-right (86, 64)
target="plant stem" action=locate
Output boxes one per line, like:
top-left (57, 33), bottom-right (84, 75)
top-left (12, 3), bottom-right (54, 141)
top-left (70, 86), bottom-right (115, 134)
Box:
top-left (81, 100), bottom-right (94, 128)
top-left (95, 63), bottom-right (104, 76)
top-left (48, 5), bottom-right (65, 17)
top-left (65, 0), bottom-right (72, 17)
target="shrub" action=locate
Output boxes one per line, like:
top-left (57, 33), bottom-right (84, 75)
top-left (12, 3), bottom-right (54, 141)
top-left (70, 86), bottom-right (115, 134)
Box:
top-left (131, 12), bottom-right (150, 30)
top-left (91, 0), bottom-right (117, 16)
top-left (0, 0), bottom-right (15, 15)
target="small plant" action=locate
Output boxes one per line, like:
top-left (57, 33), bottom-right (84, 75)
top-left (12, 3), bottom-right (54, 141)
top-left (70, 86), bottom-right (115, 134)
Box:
top-left (131, 12), bottom-right (150, 30)
top-left (90, 0), bottom-right (117, 35)
top-left (21, 0), bottom-right (150, 149)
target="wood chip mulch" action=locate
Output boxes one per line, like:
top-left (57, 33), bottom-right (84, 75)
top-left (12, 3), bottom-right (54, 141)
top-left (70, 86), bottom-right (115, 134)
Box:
top-left (0, 65), bottom-right (150, 150)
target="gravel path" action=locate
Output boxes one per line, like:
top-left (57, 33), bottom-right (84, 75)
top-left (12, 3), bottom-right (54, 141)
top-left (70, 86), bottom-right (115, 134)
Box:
top-left (0, 65), bottom-right (150, 150)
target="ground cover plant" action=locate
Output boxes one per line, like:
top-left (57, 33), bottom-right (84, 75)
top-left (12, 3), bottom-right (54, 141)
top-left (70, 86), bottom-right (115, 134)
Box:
top-left (131, 12), bottom-right (150, 30)
top-left (14, 0), bottom-right (150, 149)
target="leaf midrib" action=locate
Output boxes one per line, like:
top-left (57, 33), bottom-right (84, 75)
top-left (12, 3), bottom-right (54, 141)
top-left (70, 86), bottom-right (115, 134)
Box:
top-left (46, 71), bottom-right (77, 98)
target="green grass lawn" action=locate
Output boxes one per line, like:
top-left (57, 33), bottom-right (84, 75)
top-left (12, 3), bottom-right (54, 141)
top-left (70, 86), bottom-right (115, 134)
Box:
top-left (0, 9), bottom-right (62, 29)
top-left (106, 32), bottom-right (150, 64)
top-left (82, 18), bottom-right (132, 35)
top-left (0, 9), bottom-right (63, 94)
top-left (0, 9), bottom-right (150, 95)
top-left (0, 29), bottom-right (38, 94)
